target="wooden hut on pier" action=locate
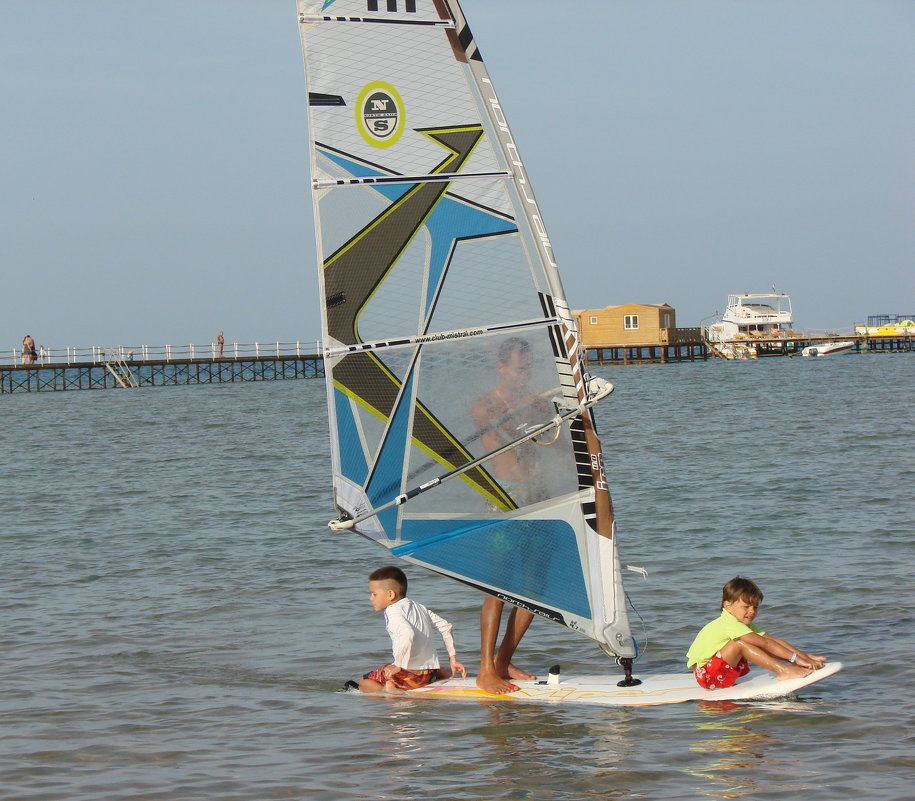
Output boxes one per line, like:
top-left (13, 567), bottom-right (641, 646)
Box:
top-left (573, 303), bottom-right (707, 364)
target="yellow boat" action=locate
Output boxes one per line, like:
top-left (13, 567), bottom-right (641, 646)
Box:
top-left (855, 319), bottom-right (915, 335)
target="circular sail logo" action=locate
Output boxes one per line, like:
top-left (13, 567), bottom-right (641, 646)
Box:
top-left (356, 82), bottom-right (405, 148)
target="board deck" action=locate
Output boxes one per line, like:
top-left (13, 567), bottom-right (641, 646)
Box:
top-left (405, 661), bottom-right (843, 706)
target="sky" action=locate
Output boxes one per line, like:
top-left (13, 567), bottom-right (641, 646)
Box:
top-left (1, 0), bottom-right (912, 350)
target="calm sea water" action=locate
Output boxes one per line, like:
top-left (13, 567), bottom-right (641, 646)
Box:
top-left (1, 354), bottom-right (912, 800)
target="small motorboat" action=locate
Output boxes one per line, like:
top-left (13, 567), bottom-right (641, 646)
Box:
top-left (801, 340), bottom-right (856, 357)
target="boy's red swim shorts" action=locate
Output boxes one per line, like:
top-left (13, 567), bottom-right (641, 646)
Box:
top-left (693, 653), bottom-right (750, 690)
top-left (364, 663), bottom-right (441, 690)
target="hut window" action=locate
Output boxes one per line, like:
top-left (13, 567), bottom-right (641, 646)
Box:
top-left (624, 315), bottom-right (639, 330)
top-left (590, 316), bottom-right (598, 325)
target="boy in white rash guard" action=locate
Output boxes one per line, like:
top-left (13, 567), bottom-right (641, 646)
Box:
top-left (359, 565), bottom-right (467, 694)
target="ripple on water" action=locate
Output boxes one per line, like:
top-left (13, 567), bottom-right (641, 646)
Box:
top-left (1, 362), bottom-right (913, 799)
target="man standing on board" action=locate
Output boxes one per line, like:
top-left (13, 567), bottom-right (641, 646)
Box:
top-left (470, 337), bottom-right (551, 694)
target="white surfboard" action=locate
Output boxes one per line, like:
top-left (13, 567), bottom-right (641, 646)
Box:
top-left (406, 662), bottom-right (842, 706)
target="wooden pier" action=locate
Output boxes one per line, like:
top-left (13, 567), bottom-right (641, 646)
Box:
top-left (858, 333), bottom-right (915, 353)
top-left (585, 343), bottom-right (710, 365)
top-left (1, 342), bottom-right (323, 394)
top-left (3, 332), bottom-right (910, 392)
top-left (584, 332), bottom-right (913, 365)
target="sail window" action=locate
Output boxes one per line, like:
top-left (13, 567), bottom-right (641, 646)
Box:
top-left (624, 315), bottom-right (639, 330)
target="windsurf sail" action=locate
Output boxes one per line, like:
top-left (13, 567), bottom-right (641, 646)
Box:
top-left (295, 0), bottom-right (637, 665)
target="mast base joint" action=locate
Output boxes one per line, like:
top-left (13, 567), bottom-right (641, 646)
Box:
top-left (616, 657), bottom-right (641, 687)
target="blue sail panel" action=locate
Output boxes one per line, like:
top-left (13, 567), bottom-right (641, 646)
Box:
top-left (334, 388), bottom-right (368, 485)
top-left (393, 518), bottom-right (591, 619)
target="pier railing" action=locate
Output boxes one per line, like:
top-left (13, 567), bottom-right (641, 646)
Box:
top-left (2, 341), bottom-right (322, 367)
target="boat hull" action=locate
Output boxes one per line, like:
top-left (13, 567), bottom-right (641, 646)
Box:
top-left (801, 341), bottom-right (855, 357)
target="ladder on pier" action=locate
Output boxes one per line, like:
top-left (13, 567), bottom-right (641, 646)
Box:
top-left (103, 349), bottom-right (139, 388)
top-left (704, 339), bottom-right (729, 360)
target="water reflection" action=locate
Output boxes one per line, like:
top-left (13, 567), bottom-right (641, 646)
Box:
top-left (364, 699), bottom-right (427, 762)
top-left (474, 702), bottom-right (639, 796)
top-left (687, 701), bottom-right (797, 799)
top-left (475, 701), bottom-right (636, 758)
top-left (360, 696), bottom-right (645, 798)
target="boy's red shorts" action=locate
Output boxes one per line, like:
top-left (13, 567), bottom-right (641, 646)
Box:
top-left (364, 664), bottom-right (441, 690)
top-left (693, 653), bottom-right (750, 690)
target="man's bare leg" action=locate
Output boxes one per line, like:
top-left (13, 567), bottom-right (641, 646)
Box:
top-left (476, 598), bottom-right (537, 693)
top-left (496, 606), bottom-right (535, 681)
top-left (477, 596), bottom-right (513, 693)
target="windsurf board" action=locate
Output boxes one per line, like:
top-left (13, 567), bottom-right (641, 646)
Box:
top-left (405, 661), bottom-right (843, 706)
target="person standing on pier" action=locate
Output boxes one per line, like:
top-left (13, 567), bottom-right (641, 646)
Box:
top-left (217, 331), bottom-right (225, 358)
top-left (21, 335), bottom-right (37, 364)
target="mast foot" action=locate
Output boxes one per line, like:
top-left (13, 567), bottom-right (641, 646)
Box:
top-left (616, 657), bottom-right (642, 687)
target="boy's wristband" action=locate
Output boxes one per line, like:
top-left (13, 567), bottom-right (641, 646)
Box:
top-left (789, 652), bottom-right (798, 664)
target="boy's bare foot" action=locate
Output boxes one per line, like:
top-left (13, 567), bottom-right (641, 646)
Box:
top-left (476, 670), bottom-right (518, 694)
top-left (776, 664), bottom-right (812, 681)
top-left (507, 663), bottom-right (536, 681)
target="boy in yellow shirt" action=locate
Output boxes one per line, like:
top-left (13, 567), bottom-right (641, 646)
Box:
top-left (686, 576), bottom-right (826, 690)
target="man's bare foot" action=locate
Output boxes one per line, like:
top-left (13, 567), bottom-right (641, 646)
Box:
top-left (476, 670), bottom-right (518, 694)
top-left (506, 663), bottom-right (536, 681)
top-left (776, 665), bottom-right (812, 681)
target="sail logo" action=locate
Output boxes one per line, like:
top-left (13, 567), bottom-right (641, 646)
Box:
top-left (356, 82), bottom-right (405, 148)
top-left (591, 452), bottom-right (608, 491)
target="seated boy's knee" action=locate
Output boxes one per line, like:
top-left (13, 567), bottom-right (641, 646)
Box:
top-left (718, 639), bottom-right (743, 665)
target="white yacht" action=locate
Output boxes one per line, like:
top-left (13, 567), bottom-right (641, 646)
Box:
top-left (706, 293), bottom-right (794, 358)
